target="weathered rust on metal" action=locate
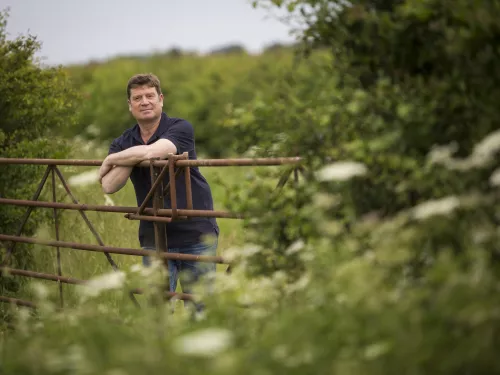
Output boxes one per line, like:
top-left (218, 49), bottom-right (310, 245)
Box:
top-left (150, 161), bottom-right (170, 296)
top-left (125, 214), bottom-right (174, 223)
top-left (183, 152), bottom-right (193, 210)
top-left (0, 198), bottom-right (240, 218)
top-left (0, 295), bottom-right (36, 308)
top-left (150, 162), bottom-right (168, 252)
top-left (174, 157), bottom-right (302, 167)
top-left (168, 153), bottom-right (178, 219)
top-left (1, 268), bottom-right (194, 301)
top-left (0, 158), bottom-right (104, 166)
top-left (136, 162), bottom-right (169, 215)
top-left (0, 156), bottom-right (302, 168)
top-left (1, 166), bottom-right (52, 267)
top-left (2, 267), bottom-right (84, 285)
top-left (0, 234), bottom-right (227, 263)
top-left (51, 167), bottom-right (64, 308)
top-left (161, 167), bottom-right (183, 196)
top-left (0, 198), bottom-right (244, 219)
top-left (0, 155), bottom-right (303, 308)
top-left (174, 209), bottom-right (242, 219)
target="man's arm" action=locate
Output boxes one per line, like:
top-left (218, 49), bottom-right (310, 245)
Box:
top-left (104, 138), bottom-right (177, 167)
top-left (100, 139), bottom-right (178, 194)
top-left (100, 166), bottom-right (133, 194)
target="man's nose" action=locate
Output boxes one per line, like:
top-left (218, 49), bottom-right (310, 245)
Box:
top-left (140, 96), bottom-right (149, 105)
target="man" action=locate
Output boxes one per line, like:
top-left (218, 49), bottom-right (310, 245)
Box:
top-left (99, 73), bottom-right (219, 300)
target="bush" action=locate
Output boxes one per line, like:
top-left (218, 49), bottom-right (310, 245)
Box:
top-left (0, 8), bottom-right (80, 316)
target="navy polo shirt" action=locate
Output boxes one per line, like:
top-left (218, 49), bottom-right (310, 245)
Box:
top-left (108, 112), bottom-right (219, 249)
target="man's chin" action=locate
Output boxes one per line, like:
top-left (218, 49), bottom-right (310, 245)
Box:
top-left (136, 112), bottom-right (158, 121)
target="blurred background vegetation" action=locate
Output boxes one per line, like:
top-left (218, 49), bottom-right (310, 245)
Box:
top-left (1, 0), bottom-right (500, 374)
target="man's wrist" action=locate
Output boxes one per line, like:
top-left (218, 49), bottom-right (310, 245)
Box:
top-left (105, 154), bottom-right (116, 165)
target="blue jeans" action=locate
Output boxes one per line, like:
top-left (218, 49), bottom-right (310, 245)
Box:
top-left (142, 238), bottom-right (217, 295)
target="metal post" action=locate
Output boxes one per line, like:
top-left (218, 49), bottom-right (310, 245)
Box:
top-left (51, 167), bottom-right (64, 308)
top-left (150, 160), bottom-right (169, 291)
top-left (168, 154), bottom-right (178, 220)
top-left (183, 152), bottom-right (193, 210)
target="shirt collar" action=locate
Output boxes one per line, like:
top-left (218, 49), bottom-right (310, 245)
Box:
top-left (131, 112), bottom-right (169, 145)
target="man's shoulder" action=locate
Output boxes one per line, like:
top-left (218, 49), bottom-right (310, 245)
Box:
top-left (164, 116), bottom-right (195, 135)
top-left (166, 116), bottom-right (192, 127)
top-left (111, 124), bottom-right (138, 146)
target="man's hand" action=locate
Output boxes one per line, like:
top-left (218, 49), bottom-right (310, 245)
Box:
top-left (99, 158), bottom-right (113, 184)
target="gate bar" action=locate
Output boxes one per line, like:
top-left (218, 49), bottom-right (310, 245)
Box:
top-left (0, 234), bottom-right (227, 263)
top-left (1, 268), bottom-right (194, 301)
top-left (0, 157), bottom-right (302, 167)
top-left (0, 198), bottom-right (243, 219)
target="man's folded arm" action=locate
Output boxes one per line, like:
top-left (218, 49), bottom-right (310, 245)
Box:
top-left (100, 139), bottom-right (178, 194)
top-left (104, 139), bottom-right (178, 166)
top-left (101, 166), bottom-right (133, 194)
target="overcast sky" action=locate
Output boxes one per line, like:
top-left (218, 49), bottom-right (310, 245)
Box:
top-left (0, 0), bottom-right (296, 66)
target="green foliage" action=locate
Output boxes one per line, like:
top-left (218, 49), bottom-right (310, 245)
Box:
top-left (1, 192), bottom-right (500, 374)
top-left (0, 9), bottom-right (81, 313)
top-left (225, 0), bottom-right (500, 275)
top-left (65, 48), bottom-right (298, 157)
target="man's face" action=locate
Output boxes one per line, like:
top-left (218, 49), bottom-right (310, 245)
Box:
top-left (128, 85), bottom-right (163, 122)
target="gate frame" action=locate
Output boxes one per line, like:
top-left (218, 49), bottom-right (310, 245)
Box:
top-left (0, 155), bottom-right (303, 309)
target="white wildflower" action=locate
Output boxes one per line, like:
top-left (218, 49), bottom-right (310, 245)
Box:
top-left (173, 328), bottom-right (233, 357)
top-left (16, 307), bottom-right (31, 325)
top-left (81, 271), bottom-right (126, 298)
top-left (490, 168), bottom-right (500, 187)
top-left (316, 161), bottom-right (367, 181)
top-left (67, 170), bottom-right (100, 187)
top-left (286, 274), bottom-right (310, 294)
top-left (429, 130), bottom-right (500, 170)
top-left (472, 129), bottom-right (500, 163)
top-left (241, 245), bottom-right (262, 258)
top-left (412, 196), bottom-right (460, 220)
top-left (365, 341), bottom-right (392, 360)
top-left (129, 263), bottom-right (143, 273)
top-left (427, 142), bottom-right (458, 165)
top-left (244, 145), bottom-right (262, 157)
top-left (214, 272), bottom-right (240, 292)
top-left (473, 230), bottom-right (491, 244)
top-left (313, 192), bottom-right (341, 208)
top-left (104, 195), bottom-right (115, 206)
top-left (32, 282), bottom-right (49, 300)
top-left (86, 124), bottom-right (101, 136)
top-left (221, 247), bottom-right (241, 262)
top-left (285, 240), bottom-right (305, 255)
top-left (129, 260), bottom-right (162, 276)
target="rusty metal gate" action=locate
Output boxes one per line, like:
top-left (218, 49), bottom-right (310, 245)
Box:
top-left (0, 154), bottom-right (302, 308)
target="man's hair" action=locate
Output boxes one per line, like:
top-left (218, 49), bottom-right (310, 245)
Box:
top-left (126, 73), bottom-right (162, 99)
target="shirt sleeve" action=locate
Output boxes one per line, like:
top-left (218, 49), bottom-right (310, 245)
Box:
top-left (108, 137), bottom-right (123, 155)
top-left (158, 120), bottom-right (194, 155)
